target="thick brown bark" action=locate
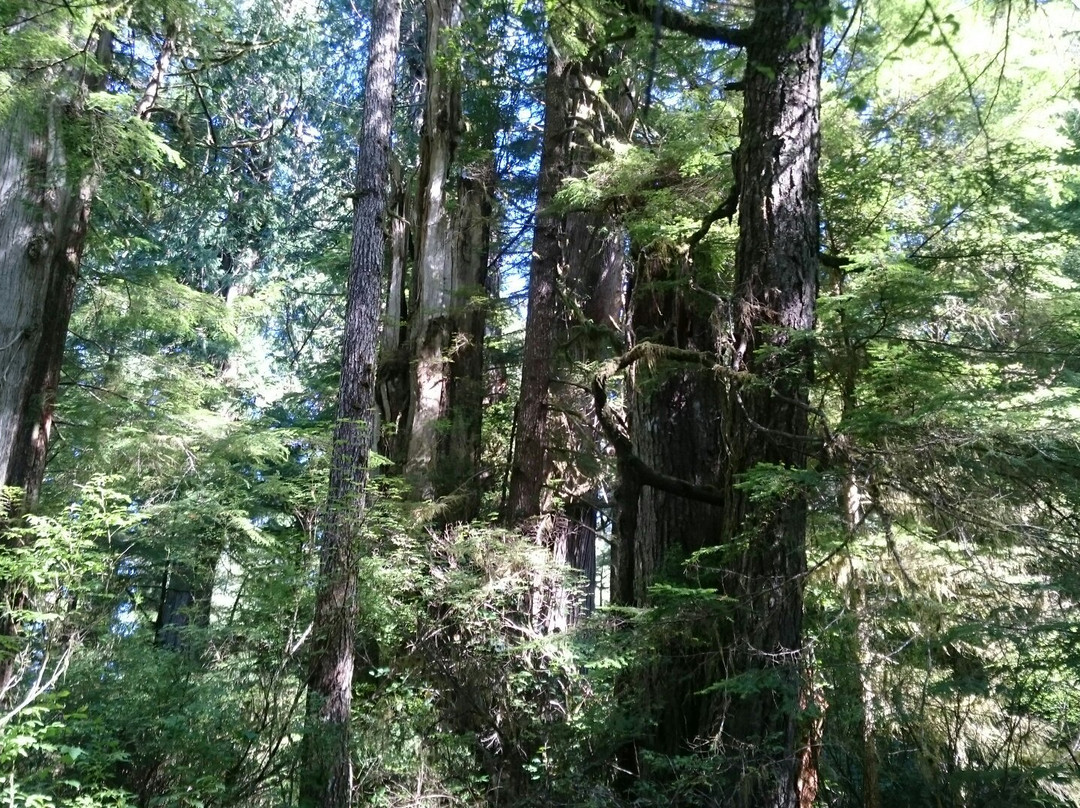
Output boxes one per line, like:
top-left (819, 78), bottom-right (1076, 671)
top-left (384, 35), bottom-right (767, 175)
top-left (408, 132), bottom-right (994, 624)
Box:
top-left (0, 102), bottom-right (89, 699)
top-left (612, 0), bottom-right (824, 804)
top-left (0, 21), bottom-right (175, 512)
top-left (0, 102), bottom-right (91, 512)
top-left (299, 0), bottom-right (401, 804)
top-left (711, 2), bottom-right (823, 803)
top-left (713, 4), bottom-right (822, 800)
top-left (616, 246), bottom-right (728, 606)
top-left (611, 245), bottom-right (730, 769)
top-left (0, 25), bottom-right (136, 698)
top-left (434, 156), bottom-right (493, 515)
top-left (506, 46), bottom-right (629, 631)
top-left (503, 47), bottom-right (571, 526)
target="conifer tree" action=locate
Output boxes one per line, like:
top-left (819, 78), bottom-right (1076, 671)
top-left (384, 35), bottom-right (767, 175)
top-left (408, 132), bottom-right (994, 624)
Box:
top-left (603, 0), bottom-right (825, 803)
top-left (402, 0), bottom-right (496, 520)
top-left (300, 0), bottom-right (402, 803)
top-left (0, 4), bottom-right (180, 697)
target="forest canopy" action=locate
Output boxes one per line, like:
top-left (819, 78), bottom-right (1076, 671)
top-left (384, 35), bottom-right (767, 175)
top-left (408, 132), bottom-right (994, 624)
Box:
top-left (3, 0), bottom-right (1080, 806)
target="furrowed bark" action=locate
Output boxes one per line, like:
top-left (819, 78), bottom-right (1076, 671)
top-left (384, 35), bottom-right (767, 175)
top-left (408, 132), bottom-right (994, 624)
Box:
top-left (612, 1), bottom-right (825, 804)
top-left (403, 0), bottom-right (463, 496)
top-left (713, 1), bottom-right (823, 802)
top-left (504, 46), bottom-right (570, 526)
top-left (0, 24), bottom-right (135, 699)
top-left (434, 154), bottom-right (494, 519)
top-left (542, 59), bottom-right (630, 626)
top-left (616, 246), bottom-right (729, 606)
top-left (0, 102), bottom-right (86, 513)
top-left (299, 0), bottom-right (402, 804)
top-left (506, 44), bottom-right (629, 629)
top-left (612, 243), bottom-right (730, 766)
top-left (0, 102), bottom-right (89, 698)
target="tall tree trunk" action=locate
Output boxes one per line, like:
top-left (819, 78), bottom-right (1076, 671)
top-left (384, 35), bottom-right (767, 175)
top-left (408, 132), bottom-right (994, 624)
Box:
top-left (403, 0), bottom-right (462, 495)
top-left (613, 244), bottom-right (729, 757)
top-left (504, 46), bottom-right (571, 526)
top-left (299, 0), bottom-right (401, 804)
top-left (0, 101), bottom-right (88, 514)
top-left (616, 245), bottom-right (728, 607)
top-left (435, 154), bottom-right (494, 516)
top-left (0, 20), bottom-right (174, 511)
top-left (713, 1), bottom-right (823, 802)
top-left (376, 158), bottom-right (412, 465)
top-left (539, 198), bottom-right (622, 628)
top-left (542, 60), bottom-right (630, 627)
top-left (0, 22), bottom-right (176, 698)
top-left (401, 0), bottom-right (494, 522)
top-left (506, 44), bottom-right (628, 630)
top-left (0, 101), bottom-right (92, 699)
top-left (610, 0), bottom-right (823, 804)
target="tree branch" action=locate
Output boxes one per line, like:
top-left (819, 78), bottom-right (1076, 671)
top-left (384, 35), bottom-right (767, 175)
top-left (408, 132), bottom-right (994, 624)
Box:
top-left (614, 0), bottom-right (749, 46)
top-left (688, 180), bottom-right (738, 253)
top-left (594, 375), bottom-right (726, 505)
top-left (592, 343), bottom-right (746, 505)
top-left (819, 252), bottom-right (852, 270)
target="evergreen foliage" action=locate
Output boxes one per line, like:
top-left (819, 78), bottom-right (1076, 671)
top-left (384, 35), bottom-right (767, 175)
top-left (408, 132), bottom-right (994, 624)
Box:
top-left (4, 0), bottom-right (1080, 805)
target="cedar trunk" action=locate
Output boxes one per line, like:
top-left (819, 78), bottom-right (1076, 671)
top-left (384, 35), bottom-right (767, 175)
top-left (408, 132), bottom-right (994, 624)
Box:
top-left (506, 47), bottom-right (627, 627)
top-left (0, 25), bottom-right (121, 695)
top-left (0, 24), bottom-right (171, 509)
top-left (0, 102), bottom-right (90, 699)
top-left (543, 57), bottom-right (629, 626)
top-left (613, 1), bottom-right (823, 804)
top-left (504, 46), bottom-right (569, 525)
top-left (299, 0), bottom-right (401, 804)
top-left (612, 244), bottom-right (729, 763)
top-left (402, 0), bottom-right (493, 520)
top-left (404, 0), bottom-right (463, 492)
top-left (0, 103), bottom-right (87, 513)
top-left (0, 25), bottom-right (175, 695)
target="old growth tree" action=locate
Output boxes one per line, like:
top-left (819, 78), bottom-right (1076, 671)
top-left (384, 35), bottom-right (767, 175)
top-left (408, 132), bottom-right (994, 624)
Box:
top-left (4, 0), bottom-right (1080, 807)
top-left (592, 0), bottom-right (826, 802)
